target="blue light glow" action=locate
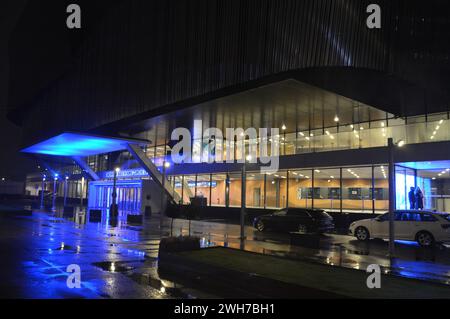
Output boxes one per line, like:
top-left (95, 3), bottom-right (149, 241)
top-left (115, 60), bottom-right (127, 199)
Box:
top-left (21, 132), bottom-right (147, 157)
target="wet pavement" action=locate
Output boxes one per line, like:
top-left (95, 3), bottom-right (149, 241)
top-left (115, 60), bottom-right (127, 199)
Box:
top-left (166, 219), bottom-right (450, 285)
top-left (0, 209), bottom-right (212, 299)
top-left (0, 208), bottom-right (449, 298)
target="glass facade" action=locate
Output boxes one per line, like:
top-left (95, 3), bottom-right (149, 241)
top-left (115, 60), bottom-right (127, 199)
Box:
top-left (167, 165), bottom-right (390, 213)
top-left (131, 112), bottom-right (450, 166)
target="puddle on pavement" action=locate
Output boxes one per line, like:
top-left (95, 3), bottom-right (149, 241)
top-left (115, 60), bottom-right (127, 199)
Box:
top-left (92, 261), bottom-right (135, 273)
top-left (129, 272), bottom-right (194, 298)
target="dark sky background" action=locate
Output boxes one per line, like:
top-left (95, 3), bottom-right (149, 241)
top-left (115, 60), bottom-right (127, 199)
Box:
top-left (0, 1), bottom-right (120, 181)
top-left (0, 1), bottom-right (30, 181)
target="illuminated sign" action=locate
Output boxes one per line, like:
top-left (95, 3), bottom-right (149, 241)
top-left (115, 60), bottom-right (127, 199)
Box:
top-left (102, 168), bottom-right (149, 179)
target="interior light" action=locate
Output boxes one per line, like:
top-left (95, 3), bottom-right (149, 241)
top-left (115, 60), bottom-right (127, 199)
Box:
top-left (397, 140), bottom-right (405, 147)
top-left (281, 124), bottom-right (287, 130)
top-left (334, 115), bottom-right (339, 122)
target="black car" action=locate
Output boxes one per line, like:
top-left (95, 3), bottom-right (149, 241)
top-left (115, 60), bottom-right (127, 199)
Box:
top-left (253, 208), bottom-right (335, 234)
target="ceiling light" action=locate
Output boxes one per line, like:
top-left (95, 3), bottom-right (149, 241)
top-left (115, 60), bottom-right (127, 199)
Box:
top-left (334, 115), bottom-right (339, 122)
top-left (281, 124), bottom-right (287, 130)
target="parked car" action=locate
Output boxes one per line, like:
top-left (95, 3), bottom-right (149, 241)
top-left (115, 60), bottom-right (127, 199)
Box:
top-left (349, 210), bottom-right (450, 246)
top-left (253, 208), bottom-right (335, 234)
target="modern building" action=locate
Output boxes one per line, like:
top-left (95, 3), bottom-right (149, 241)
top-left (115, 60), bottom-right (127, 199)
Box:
top-left (7, 0), bottom-right (450, 217)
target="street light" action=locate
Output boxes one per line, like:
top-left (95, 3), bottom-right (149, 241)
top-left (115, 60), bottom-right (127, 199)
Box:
top-left (63, 176), bottom-right (69, 207)
top-left (51, 174), bottom-right (58, 212)
top-left (387, 138), bottom-right (405, 257)
top-left (240, 155), bottom-right (252, 248)
top-left (110, 167), bottom-right (120, 217)
top-left (160, 161), bottom-right (171, 224)
top-left (40, 175), bottom-right (46, 209)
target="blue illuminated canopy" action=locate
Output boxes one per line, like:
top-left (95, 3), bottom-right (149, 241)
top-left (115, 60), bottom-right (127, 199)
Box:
top-left (21, 132), bottom-right (148, 157)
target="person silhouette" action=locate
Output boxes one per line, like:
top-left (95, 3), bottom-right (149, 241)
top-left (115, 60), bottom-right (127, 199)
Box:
top-left (408, 187), bottom-right (416, 210)
top-left (415, 187), bottom-right (424, 210)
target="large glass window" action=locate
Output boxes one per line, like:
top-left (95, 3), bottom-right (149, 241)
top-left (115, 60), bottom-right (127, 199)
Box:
top-left (211, 174), bottom-right (226, 207)
top-left (395, 166), bottom-right (416, 210)
top-left (312, 168), bottom-right (341, 211)
top-left (373, 166), bottom-right (389, 212)
top-left (246, 172), bottom-right (264, 208)
top-left (266, 171), bottom-right (287, 209)
top-left (288, 170), bottom-right (312, 208)
top-left (184, 175), bottom-right (197, 203)
top-left (228, 173), bottom-right (242, 207)
top-left (342, 167), bottom-right (373, 213)
top-left (196, 175), bottom-right (211, 206)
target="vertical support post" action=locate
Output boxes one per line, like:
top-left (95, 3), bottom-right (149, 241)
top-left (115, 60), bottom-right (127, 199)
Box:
top-left (209, 174), bottom-right (212, 207)
top-left (339, 167), bottom-right (343, 213)
top-left (161, 162), bottom-right (166, 216)
top-left (111, 171), bottom-right (118, 217)
top-left (181, 175), bottom-right (185, 204)
top-left (52, 176), bottom-right (58, 212)
top-left (64, 177), bottom-right (68, 207)
top-left (240, 162), bottom-right (246, 245)
top-left (372, 165), bottom-right (375, 214)
top-left (311, 169), bottom-right (315, 209)
top-left (225, 173), bottom-right (230, 207)
top-left (263, 173), bottom-right (267, 209)
top-left (40, 177), bottom-right (46, 209)
top-left (388, 138), bottom-right (396, 257)
top-left (286, 171), bottom-right (290, 208)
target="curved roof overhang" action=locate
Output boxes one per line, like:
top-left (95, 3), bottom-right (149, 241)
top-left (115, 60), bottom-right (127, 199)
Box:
top-left (20, 132), bottom-right (149, 157)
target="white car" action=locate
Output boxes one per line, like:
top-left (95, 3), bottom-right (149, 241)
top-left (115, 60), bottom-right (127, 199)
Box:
top-left (349, 210), bottom-right (450, 246)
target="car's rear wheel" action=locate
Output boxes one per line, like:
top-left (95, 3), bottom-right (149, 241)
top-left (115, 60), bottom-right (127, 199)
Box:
top-left (355, 226), bottom-right (370, 241)
top-left (256, 220), bottom-right (265, 232)
top-left (298, 224), bottom-right (308, 234)
top-left (416, 231), bottom-right (434, 247)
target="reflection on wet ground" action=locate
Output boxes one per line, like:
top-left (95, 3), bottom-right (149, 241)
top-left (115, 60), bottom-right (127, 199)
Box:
top-left (0, 207), bottom-right (449, 298)
top-left (167, 219), bottom-right (450, 285)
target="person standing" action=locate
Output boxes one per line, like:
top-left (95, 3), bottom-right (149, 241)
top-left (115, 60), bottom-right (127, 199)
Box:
top-left (408, 187), bottom-right (416, 210)
top-left (415, 187), bottom-right (424, 210)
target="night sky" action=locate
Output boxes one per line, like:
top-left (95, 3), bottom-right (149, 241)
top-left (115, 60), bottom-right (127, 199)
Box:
top-left (0, 1), bottom-right (120, 181)
top-left (0, 1), bottom-right (29, 181)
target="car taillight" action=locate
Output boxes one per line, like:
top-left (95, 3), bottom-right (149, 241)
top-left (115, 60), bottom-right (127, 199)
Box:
top-left (441, 224), bottom-right (450, 229)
